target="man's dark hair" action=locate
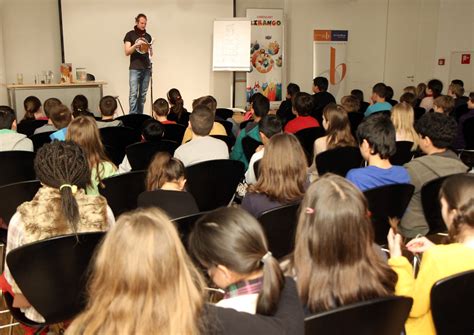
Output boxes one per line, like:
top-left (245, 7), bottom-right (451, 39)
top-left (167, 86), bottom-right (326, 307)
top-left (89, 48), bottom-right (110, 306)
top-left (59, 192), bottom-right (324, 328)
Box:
top-left (400, 92), bottom-right (416, 106)
top-left (0, 106), bottom-right (16, 129)
top-left (351, 89), bottom-right (364, 102)
top-left (451, 79), bottom-right (464, 87)
top-left (356, 113), bottom-right (396, 159)
top-left (192, 96), bottom-right (217, 114)
top-left (386, 86), bottom-right (394, 100)
top-left (313, 77), bottom-right (329, 91)
top-left (415, 112), bottom-right (457, 149)
top-left (135, 13), bottom-right (147, 22)
top-left (372, 83), bottom-right (387, 99)
top-left (427, 79), bottom-right (443, 98)
top-left (43, 98), bottom-right (62, 118)
top-left (293, 92), bottom-right (314, 116)
top-left (153, 98), bottom-right (169, 117)
top-left (99, 96), bottom-right (118, 117)
top-left (142, 119), bottom-right (164, 142)
top-left (251, 93), bottom-right (270, 118)
top-left (258, 115), bottom-right (282, 139)
top-left (190, 105), bottom-right (214, 136)
top-left (287, 83), bottom-right (300, 97)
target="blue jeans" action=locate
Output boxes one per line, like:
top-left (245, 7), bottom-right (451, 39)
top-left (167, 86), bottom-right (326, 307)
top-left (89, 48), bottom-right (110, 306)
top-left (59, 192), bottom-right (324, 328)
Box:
top-left (129, 69), bottom-right (151, 114)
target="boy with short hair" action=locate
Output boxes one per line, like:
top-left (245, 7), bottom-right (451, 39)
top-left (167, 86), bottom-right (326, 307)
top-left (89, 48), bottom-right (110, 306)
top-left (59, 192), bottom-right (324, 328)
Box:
top-left (311, 76), bottom-right (335, 123)
top-left (174, 105), bottom-right (229, 167)
top-left (364, 83), bottom-right (393, 117)
top-left (276, 83), bottom-right (300, 126)
top-left (49, 104), bottom-right (73, 141)
top-left (34, 97), bottom-right (61, 134)
top-left (96, 95), bottom-right (123, 128)
top-left (346, 113), bottom-right (410, 191)
top-left (284, 92), bottom-right (320, 134)
top-left (152, 98), bottom-right (176, 124)
top-left (433, 95), bottom-right (455, 115)
top-left (0, 105), bottom-right (33, 151)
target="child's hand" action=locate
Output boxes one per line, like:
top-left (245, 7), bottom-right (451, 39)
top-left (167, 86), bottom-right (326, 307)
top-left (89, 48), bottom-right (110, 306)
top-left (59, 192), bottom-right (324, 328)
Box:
top-left (387, 228), bottom-right (402, 258)
top-left (406, 237), bottom-right (434, 254)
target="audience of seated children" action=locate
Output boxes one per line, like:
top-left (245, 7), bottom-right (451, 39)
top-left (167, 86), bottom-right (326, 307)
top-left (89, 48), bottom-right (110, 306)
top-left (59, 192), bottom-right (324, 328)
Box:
top-left (0, 105), bottom-right (33, 152)
top-left (34, 98), bottom-right (61, 134)
top-left (118, 118), bottom-right (165, 173)
top-left (49, 104), bottom-right (73, 141)
top-left (242, 133), bottom-right (307, 217)
top-left (152, 98), bottom-right (176, 124)
top-left (174, 105), bottom-right (229, 167)
top-left (71, 94), bottom-right (94, 118)
top-left (346, 113), bottom-right (410, 191)
top-left (292, 174), bottom-right (397, 315)
top-left (433, 95), bottom-right (455, 116)
top-left (276, 83), bottom-right (300, 126)
top-left (350, 89), bottom-right (370, 114)
top-left (190, 207), bottom-right (286, 314)
top-left (67, 116), bottom-right (117, 195)
top-left (0, 141), bottom-right (114, 330)
top-left (401, 112), bottom-right (468, 237)
top-left (314, 103), bottom-right (356, 157)
top-left (181, 95), bottom-right (226, 144)
top-left (230, 93), bottom-right (270, 169)
top-left (284, 92), bottom-right (320, 134)
top-left (96, 95), bottom-right (123, 128)
top-left (21, 96), bottom-right (46, 121)
top-left (245, 115), bottom-right (282, 185)
top-left (385, 86), bottom-right (398, 106)
top-left (167, 88), bottom-right (190, 127)
top-left (364, 83), bottom-right (393, 117)
top-left (453, 92), bottom-right (474, 149)
top-left (141, 152), bottom-right (198, 218)
top-left (66, 208), bottom-right (204, 334)
top-left (388, 173), bottom-right (474, 335)
top-left (311, 76), bottom-right (336, 124)
top-left (390, 102), bottom-right (418, 150)
top-left (420, 79), bottom-right (443, 112)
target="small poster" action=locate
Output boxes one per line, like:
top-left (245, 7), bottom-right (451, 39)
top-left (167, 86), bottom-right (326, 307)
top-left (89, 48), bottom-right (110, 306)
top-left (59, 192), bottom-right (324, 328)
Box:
top-left (461, 54), bottom-right (471, 65)
top-left (246, 9), bottom-right (284, 105)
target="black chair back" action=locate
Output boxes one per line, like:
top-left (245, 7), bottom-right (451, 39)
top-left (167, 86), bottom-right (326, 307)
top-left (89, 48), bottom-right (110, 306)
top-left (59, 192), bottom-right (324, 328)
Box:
top-left (304, 296), bottom-right (413, 335)
top-left (172, 211), bottom-right (209, 247)
top-left (185, 160), bottom-right (245, 211)
top-left (6, 232), bottom-right (105, 324)
top-left (115, 113), bottom-right (151, 130)
top-left (348, 112), bottom-right (364, 137)
top-left (316, 146), bottom-right (363, 177)
top-left (242, 136), bottom-right (263, 162)
top-left (0, 151), bottom-right (36, 187)
top-left (163, 123), bottom-right (186, 143)
top-left (215, 119), bottom-right (233, 137)
top-left (125, 140), bottom-right (178, 170)
top-left (211, 135), bottom-right (235, 152)
top-left (463, 117), bottom-right (474, 149)
top-left (0, 180), bottom-right (41, 225)
top-left (459, 149), bottom-right (474, 168)
top-left (257, 203), bottom-right (300, 259)
top-left (17, 120), bottom-right (48, 136)
top-left (295, 127), bottom-right (326, 166)
top-left (421, 175), bottom-right (453, 234)
top-left (364, 184), bottom-right (415, 245)
top-left (29, 132), bottom-right (53, 152)
top-left (254, 159), bottom-right (261, 180)
top-left (100, 127), bottom-right (141, 165)
top-left (414, 106), bottom-right (425, 121)
top-left (216, 108), bottom-right (234, 120)
top-left (431, 270), bottom-right (474, 335)
top-left (99, 170), bottom-right (146, 216)
top-left (138, 190), bottom-right (199, 220)
top-left (389, 141), bottom-right (414, 166)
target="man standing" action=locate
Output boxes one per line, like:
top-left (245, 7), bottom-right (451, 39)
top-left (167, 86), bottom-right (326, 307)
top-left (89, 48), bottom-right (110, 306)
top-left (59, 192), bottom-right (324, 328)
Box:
top-left (124, 13), bottom-right (153, 114)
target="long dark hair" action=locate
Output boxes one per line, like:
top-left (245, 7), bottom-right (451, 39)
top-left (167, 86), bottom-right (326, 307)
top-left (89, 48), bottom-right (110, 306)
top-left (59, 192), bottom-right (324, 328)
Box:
top-left (167, 88), bottom-right (185, 119)
top-left (293, 174), bottom-right (397, 313)
top-left (34, 141), bottom-right (91, 231)
top-left (189, 207), bottom-right (284, 316)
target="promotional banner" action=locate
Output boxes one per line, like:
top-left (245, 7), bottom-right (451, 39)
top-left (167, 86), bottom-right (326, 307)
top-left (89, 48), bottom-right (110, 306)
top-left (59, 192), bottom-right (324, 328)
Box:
top-left (246, 9), bottom-right (284, 104)
top-left (313, 30), bottom-right (348, 101)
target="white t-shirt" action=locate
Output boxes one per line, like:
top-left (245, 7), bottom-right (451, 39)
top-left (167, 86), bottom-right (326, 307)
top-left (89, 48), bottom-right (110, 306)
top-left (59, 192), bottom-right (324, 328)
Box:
top-left (174, 136), bottom-right (229, 167)
top-left (245, 148), bottom-right (264, 185)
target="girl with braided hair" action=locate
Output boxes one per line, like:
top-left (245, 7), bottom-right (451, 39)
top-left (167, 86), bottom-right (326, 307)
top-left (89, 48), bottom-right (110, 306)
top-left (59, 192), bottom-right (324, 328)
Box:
top-left (0, 141), bottom-right (114, 329)
top-left (66, 116), bottom-right (117, 195)
top-left (388, 173), bottom-right (474, 335)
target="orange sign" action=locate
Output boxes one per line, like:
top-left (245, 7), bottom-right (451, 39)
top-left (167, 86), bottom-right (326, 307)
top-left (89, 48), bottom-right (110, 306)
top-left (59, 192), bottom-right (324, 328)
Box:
top-left (314, 30), bottom-right (331, 42)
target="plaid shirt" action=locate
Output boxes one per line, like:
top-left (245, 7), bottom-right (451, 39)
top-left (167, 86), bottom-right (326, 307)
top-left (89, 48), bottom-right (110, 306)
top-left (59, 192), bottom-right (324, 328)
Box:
top-left (224, 277), bottom-right (263, 299)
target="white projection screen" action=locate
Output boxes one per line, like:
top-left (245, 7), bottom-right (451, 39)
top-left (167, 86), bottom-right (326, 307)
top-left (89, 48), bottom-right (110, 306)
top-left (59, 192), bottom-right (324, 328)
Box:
top-left (61, 0), bottom-right (233, 114)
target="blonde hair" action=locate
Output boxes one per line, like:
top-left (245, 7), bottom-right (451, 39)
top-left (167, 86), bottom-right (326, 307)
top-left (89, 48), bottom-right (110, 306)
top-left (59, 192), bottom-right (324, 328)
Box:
top-left (66, 116), bottom-right (115, 188)
top-left (249, 133), bottom-right (306, 203)
top-left (390, 102), bottom-right (418, 150)
top-left (66, 208), bottom-right (206, 335)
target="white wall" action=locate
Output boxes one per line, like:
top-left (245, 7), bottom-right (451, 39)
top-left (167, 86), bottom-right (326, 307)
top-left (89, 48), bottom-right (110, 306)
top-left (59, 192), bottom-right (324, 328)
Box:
top-left (61, 0), bottom-right (233, 114)
top-left (0, 0), bottom-right (8, 105)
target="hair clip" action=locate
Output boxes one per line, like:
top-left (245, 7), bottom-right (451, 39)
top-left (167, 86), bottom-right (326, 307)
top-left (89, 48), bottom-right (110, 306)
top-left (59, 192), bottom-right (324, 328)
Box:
top-left (60, 184), bottom-right (78, 195)
top-left (261, 251), bottom-right (272, 264)
top-left (305, 207), bottom-right (315, 214)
